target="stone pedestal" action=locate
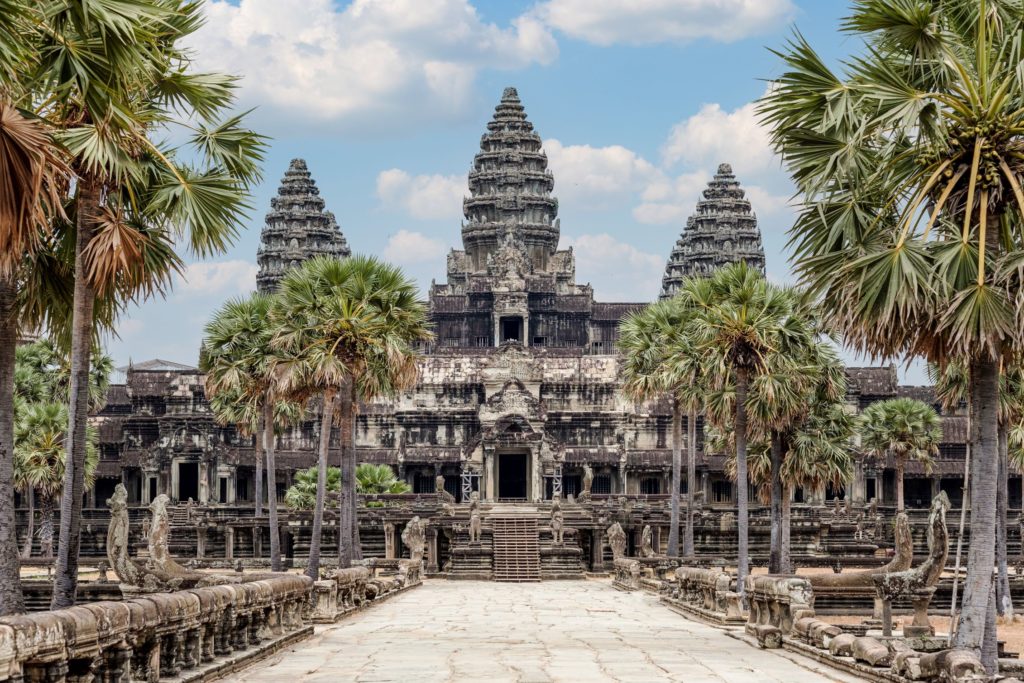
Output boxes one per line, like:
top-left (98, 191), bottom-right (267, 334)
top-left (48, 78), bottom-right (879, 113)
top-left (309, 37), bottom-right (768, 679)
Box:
top-left (904, 587), bottom-right (937, 637)
top-left (426, 527), bottom-right (440, 574)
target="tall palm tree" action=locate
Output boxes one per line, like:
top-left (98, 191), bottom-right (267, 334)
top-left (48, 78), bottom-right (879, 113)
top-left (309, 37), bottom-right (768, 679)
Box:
top-left (761, 1), bottom-right (1024, 662)
top-left (620, 298), bottom-right (694, 557)
top-left (24, 0), bottom-right (266, 609)
top-left (272, 255), bottom-right (431, 576)
top-left (687, 262), bottom-right (793, 593)
top-left (0, 1), bottom-right (70, 613)
top-left (859, 398), bottom-right (941, 512)
top-left (15, 403), bottom-right (98, 558)
top-left (203, 292), bottom-right (297, 572)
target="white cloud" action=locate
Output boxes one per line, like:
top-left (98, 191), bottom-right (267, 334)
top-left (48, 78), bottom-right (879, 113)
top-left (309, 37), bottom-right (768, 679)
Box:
top-left (543, 138), bottom-right (659, 205)
top-left (190, 0), bottom-right (558, 127)
top-left (633, 169), bottom-right (709, 225)
top-left (662, 101), bottom-right (775, 172)
top-left (376, 169), bottom-right (467, 220)
top-left (382, 230), bottom-right (447, 265)
top-left (562, 233), bottom-right (663, 301)
top-left (176, 260), bottom-right (258, 297)
top-left (535, 0), bottom-right (794, 46)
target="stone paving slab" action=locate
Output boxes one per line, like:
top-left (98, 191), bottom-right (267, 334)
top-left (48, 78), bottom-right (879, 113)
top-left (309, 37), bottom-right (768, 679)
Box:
top-left (229, 580), bottom-right (865, 682)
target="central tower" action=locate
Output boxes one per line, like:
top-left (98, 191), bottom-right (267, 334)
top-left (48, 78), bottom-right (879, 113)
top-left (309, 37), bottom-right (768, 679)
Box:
top-left (461, 87), bottom-right (560, 273)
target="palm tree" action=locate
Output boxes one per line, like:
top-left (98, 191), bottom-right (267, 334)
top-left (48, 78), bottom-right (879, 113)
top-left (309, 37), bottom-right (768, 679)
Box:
top-left (687, 262), bottom-right (793, 592)
top-left (620, 298), bottom-right (695, 557)
top-left (761, 1), bottom-right (1024, 662)
top-left (0, 1), bottom-right (70, 614)
top-left (203, 293), bottom-right (298, 572)
top-left (859, 398), bottom-right (941, 513)
top-left (285, 467), bottom-right (342, 511)
top-left (24, 0), bottom-right (266, 609)
top-left (356, 464), bottom-right (411, 495)
top-left (272, 255), bottom-right (431, 576)
top-left (15, 403), bottom-right (98, 558)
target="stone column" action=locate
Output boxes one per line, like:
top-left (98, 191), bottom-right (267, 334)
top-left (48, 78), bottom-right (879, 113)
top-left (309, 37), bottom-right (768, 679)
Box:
top-left (197, 527), bottom-right (206, 559)
top-left (224, 527), bottom-right (234, 560)
top-left (171, 459), bottom-right (179, 502)
top-left (426, 527), bottom-right (439, 573)
top-left (591, 529), bottom-right (605, 571)
top-left (654, 526), bottom-right (662, 554)
top-left (384, 523), bottom-right (396, 559)
top-left (852, 459), bottom-right (866, 503)
top-left (931, 476), bottom-right (941, 499)
top-left (253, 527), bottom-right (262, 559)
top-left (198, 462), bottom-right (210, 504)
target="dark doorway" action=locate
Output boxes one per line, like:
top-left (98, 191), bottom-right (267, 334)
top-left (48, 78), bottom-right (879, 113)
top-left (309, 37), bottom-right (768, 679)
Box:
top-left (94, 478), bottom-right (118, 507)
top-left (500, 317), bottom-right (523, 343)
top-left (219, 478), bottom-right (228, 503)
top-left (149, 478), bottom-right (157, 502)
top-left (178, 462), bottom-right (199, 502)
top-left (498, 452), bottom-right (528, 500)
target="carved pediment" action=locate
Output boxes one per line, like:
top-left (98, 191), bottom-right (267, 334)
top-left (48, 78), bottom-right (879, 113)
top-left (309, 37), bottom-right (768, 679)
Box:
top-left (479, 379), bottom-right (543, 425)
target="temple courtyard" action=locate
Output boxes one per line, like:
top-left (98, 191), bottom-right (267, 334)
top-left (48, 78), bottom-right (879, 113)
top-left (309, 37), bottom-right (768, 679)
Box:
top-left (234, 580), bottom-right (859, 682)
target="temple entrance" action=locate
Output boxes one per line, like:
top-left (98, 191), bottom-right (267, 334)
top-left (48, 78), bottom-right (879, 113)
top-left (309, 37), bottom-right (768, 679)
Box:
top-left (498, 452), bottom-right (528, 500)
top-left (177, 462), bottom-right (199, 502)
top-left (499, 316), bottom-right (523, 343)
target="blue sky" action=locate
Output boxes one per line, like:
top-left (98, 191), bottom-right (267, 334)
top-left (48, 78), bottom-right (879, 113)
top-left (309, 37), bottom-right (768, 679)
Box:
top-left (106, 0), bottom-right (920, 380)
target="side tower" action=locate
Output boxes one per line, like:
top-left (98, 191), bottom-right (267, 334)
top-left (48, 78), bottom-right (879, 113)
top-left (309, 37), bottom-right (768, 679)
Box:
top-left (659, 163), bottom-right (766, 298)
top-left (256, 158), bottom-right (351, 293)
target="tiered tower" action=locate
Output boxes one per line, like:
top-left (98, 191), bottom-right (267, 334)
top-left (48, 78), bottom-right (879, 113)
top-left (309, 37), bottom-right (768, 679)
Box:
top-left (256, 159), bottom-right (351, 293)
top-left (461, 87), bottom-right (560, 273)
top-left (659, 163), bottom-right (766, 298)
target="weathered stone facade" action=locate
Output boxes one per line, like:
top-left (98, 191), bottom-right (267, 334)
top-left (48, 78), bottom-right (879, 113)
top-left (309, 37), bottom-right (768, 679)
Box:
top-left (256, 158), bottom-right (351, 294)
top-left (78, 87), bottom-right (981, 518)
top-left (660, 163), bottom-right (766, 299)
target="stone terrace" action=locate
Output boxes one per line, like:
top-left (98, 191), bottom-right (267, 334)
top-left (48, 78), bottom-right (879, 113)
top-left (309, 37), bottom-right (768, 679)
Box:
top-left (234, 580), bottom-right (861, 683)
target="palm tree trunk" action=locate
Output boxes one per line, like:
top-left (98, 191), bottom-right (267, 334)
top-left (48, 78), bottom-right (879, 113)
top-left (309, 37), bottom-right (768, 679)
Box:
top-left (305, 388), bottom-right (335, 580)
top-left (21, 487), bottom-right (34, 559)
top-left (735, 369), bottom-right (750, 596)
top-left (349, 379), bottom-right (361, 562)
top-left (955, 357), bottom-right (1000, 657)
top-left (52, 177), bottom-right (99, 610)
top-left (40, 495), bottom-right (55, 559)
top-left (667, 399), bottom-right (681, 556)
top-left (896, 457), bottom-right (905, 513)
top-left (781, 484), bottom-right (792, 573)
top-left (338, 381), bottom-right (354, 568)
top-left (253, 414), bottom-right (263, 519)
top-left (997, 424), bottom-right (1013, 618)
top-left (264, 400), bottom-right (282, 572)
top-left (683, 408), bottom-right (696, 557)
top-left (0, 275), bottom-right (23, 615)
top-left (768, 430), bottom-right (784, 574)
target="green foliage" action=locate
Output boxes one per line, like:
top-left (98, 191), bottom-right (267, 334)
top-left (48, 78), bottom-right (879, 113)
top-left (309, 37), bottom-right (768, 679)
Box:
top-left (14, 402), bottom-right (98, 498)
top-left (859, 397), bottom-right (942, 472)
top-left (355, 464), bottom-right (410, 495)
top-left (284, 464), bottom-right (409, 509)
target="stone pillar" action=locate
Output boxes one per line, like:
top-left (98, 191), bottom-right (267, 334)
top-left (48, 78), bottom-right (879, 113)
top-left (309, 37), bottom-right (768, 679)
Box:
top-left (224, 527), bottom-right (234, 560)
top-left (654, 526), bottom-right (662, 554)
top-left (196, 528), bottom-right (206, 559)
top-left (170, 459), bottom-right (179, 502)
top-left (253, 527), bottom-right (262, 559)
top-left (852, 460), bottom-right (866, 503)
top-left (426, 527), bottom-right (439, 573)
top-left (591, 529), bottom-right (605, 571)
top-left (198, 462), bottom-right (210, 504)
top-left (931, 476), bottom-right (941, 500)
top-left (384, 523), bottom-right (396, 559)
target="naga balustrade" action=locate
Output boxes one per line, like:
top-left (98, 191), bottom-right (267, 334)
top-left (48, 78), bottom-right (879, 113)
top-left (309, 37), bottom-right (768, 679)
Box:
top-left (0, 574), bottom-right (312, 683)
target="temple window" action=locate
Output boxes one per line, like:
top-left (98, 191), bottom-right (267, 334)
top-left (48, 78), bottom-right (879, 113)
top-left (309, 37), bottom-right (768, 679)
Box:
top-left (640, 477), bottom-right (661, 495)
top-left (592, 475), bottom-right (612, 495)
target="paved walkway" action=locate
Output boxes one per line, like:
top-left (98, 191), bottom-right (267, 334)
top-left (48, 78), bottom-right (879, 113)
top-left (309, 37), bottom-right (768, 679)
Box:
top-left (235, 580), bottom-right (862, 682)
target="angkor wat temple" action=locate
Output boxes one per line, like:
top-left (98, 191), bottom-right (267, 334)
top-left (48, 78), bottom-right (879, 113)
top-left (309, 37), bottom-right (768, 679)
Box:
top-left (59, 88), bottom-right (987, 573)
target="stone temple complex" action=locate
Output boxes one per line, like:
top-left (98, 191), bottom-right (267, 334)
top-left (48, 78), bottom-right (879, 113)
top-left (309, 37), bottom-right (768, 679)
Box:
top-left (20, 87), bottom-right (983, 576)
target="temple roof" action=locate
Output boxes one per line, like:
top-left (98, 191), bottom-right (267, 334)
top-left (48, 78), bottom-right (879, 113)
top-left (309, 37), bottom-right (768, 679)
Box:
top-left (461, 87), bottom-right (559, 272)
top-left (660, 163), bottom-right (766, 298)
top-left (256, 158), bottom-right (351, 293)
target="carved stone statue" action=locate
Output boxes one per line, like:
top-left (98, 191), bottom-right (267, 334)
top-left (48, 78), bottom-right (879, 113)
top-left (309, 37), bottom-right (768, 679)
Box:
top-left (106, 484), bottom-right (182, 592)
top-left (146, 494), bottom-right (187, 576)
top-left (402, 516), bottom-right (427, 563)
top-left (578, 464), bottom-right (594, 504)
top-left (873, 492), bottom-right (950, 636)
top-left (550, 496), bottom-right (564, 545)
top-left (607, 522), bottom-right (627, 561)
top-left (640, 525), bottom-right (655, 558)
top-left (436, 475), bottom-right (455, 505)
top-left (468, 497), bottom-right (482, 544)
top-left (867, 496), bottom-right (878, 517)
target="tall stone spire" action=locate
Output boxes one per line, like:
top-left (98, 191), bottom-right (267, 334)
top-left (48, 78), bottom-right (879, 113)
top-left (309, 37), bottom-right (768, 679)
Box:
top-left (256, 158), bottom-right (351, 293)
top-left (659, 163), bottom-right (766, 298)
top-left (462, 87), bottom-right (559, 273)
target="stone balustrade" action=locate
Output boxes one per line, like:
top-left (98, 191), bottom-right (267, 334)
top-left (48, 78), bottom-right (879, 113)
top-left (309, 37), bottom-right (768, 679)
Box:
top-left (310, 560), bottom-right (422, 624)
top-left (611, 558), bottom-right (641, 591)
top-left (0, 574), bottom-right (312, 683)
top-left (660, 567), bottom-right (744, 625)
top-left (744, 575), bottom-right (815, 648)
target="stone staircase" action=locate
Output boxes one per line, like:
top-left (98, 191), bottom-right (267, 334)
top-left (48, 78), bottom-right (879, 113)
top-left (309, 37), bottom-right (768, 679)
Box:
top-left (491, 516), bottom-right (540, 582)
